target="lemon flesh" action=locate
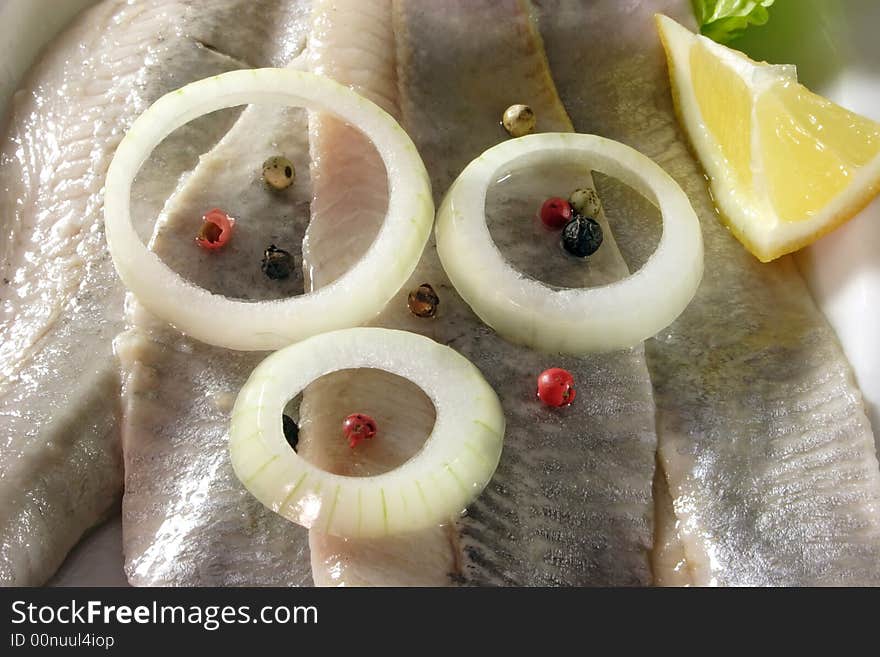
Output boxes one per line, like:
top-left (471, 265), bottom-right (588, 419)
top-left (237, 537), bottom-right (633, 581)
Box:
top-left (657, 14), bottom-right (880, 262)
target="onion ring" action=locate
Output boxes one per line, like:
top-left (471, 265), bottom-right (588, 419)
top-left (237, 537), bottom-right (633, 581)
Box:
top-left (229, 327), bottom-right (505, 538)
top-left (104, 69), bottom-right (433, 350)
top-left (435, 133), bottom-right (703, 353)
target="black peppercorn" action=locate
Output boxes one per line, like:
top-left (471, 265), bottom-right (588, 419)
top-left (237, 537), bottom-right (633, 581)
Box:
top-left (261, 244), bottom-right (292, 280)
top-left (283, 414), bottom-right (299, 451)
top-left (561, 213), bottom-right (603, 258)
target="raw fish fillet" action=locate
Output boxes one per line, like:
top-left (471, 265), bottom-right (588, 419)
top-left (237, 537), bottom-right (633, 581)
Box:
top-left (299, 0), bottom-right (658, 586)
top-left (0, 0), bottom-right (276, 585)
top-left (115, 0), bottom-right (316, 585)
top-left (537, 0), bottom-right (880, 585)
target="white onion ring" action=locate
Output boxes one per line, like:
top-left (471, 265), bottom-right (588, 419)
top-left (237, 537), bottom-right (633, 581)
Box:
top-left (104, 69), bottom-right (433, 351)
top-left (229, 328), bottom-right (505, 539)
top-left (435, 133), bottom-right (703, 353)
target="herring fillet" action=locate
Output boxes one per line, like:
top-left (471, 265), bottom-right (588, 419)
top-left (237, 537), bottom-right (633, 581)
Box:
top-left (299, 0), bottom-right (658, 586)
top-left (538, 0), bottom-right (880, 585)
top-left (300, 0), bottom-right (458, 586)
top-left (0, 0), bottom-right (261, 585)
top-left (116, 1), bottom-right (315, 586)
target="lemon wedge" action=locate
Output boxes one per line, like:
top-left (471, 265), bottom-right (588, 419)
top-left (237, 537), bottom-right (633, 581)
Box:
top-left (657, 14), bottom-right (880, 262)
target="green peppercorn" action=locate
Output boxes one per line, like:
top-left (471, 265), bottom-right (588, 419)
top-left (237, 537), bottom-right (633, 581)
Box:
top-left (569, 187), bottom-right (602, 217)
top-left (262, 155), bottom-right (295, 190)
top-left (502, 104), bottom-right (536, 138)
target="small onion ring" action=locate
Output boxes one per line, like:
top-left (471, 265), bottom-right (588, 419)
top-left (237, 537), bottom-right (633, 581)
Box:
top-left (104, 69), bottom-right (433, 351)
top-left (435, 133), bottom-right (703, 353)
top-left (229, 327), bottom-right (505, 539)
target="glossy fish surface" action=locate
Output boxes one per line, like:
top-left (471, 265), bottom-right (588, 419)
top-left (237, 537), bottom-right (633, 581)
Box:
top-left (299, 0), bottom-right (658, 586)
top-left (538, 0), bottom-right (880, 585)
top-left (115, 0), bottom-right (315, 585)
top-left (0, 0), bottom-right (289, 585)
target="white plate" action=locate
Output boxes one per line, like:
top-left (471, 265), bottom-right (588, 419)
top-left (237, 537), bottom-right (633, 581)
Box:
top-left (2, 0), bottom-right (878, 586)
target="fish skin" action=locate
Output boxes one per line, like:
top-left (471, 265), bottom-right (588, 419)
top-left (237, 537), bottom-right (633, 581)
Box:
top-left (117, 303), bottom-right (313, 586)
top-left (300, 0), bottom-right (658, 586)
top-left (0, 0), bottom-right (276, 586)
top-left (116, 4), bottom-right (315, 584)
top-left (537, 0), bottom-right (880, 585)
